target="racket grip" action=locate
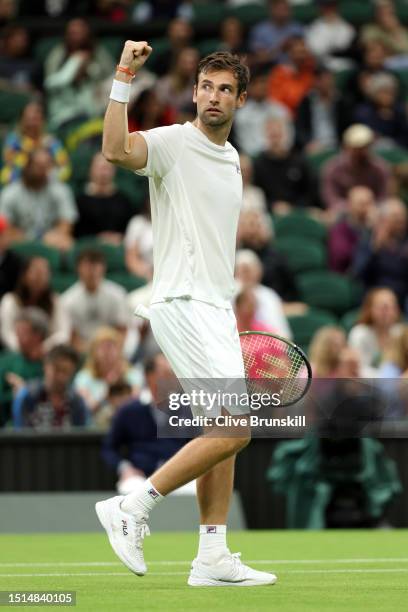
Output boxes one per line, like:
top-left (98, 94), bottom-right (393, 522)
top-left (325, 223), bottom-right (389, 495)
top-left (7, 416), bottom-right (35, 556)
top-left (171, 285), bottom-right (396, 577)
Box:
top-left (134, 304), bottom-right (150, 321)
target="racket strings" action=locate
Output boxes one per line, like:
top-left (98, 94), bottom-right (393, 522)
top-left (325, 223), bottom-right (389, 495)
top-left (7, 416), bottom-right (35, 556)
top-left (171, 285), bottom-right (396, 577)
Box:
top-left (240, 333), bottom-right (309, 404)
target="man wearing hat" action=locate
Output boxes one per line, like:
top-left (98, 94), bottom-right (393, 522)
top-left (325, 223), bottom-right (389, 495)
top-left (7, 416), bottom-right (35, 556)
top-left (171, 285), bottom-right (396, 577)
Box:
top-left (322, 123), bottom-right (390, 215)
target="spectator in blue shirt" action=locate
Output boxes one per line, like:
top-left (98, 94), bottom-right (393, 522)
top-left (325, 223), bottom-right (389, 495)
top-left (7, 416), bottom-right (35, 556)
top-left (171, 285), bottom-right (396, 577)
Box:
top-left (12, 344), bottom-right (88, 429)
top-left (102, 352), bottom-right (187, 493)
top-left (248, 0), bottom-right (303, 65)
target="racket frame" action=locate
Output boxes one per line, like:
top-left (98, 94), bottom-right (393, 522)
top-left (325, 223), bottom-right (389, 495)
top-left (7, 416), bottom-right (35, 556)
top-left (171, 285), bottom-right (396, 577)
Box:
top-left (239, 330), bottom-right (313, 406)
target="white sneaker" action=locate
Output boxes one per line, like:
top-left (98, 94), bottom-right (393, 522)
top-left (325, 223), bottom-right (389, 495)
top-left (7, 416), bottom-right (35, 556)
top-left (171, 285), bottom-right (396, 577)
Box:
top-left (188, 552), bottom-right (277, 587)
top-left (95, 495), bottom-right (150, 576)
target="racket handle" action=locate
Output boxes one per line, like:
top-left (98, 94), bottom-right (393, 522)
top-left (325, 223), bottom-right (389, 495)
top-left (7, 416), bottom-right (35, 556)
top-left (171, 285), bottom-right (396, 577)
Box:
top-left (134, 304), bottom-right (150, 321)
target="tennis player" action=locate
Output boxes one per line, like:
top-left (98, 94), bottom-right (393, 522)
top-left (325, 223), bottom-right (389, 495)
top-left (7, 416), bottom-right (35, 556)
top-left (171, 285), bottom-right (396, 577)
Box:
top-left (96, 40), bottom-right (277, 587)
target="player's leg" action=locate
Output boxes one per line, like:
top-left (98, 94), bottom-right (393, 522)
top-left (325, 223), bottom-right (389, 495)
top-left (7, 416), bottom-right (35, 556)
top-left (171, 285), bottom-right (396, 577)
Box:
top-left (188, 452), bottom-right (277, 587)
top-left (196, 455), bottom-right (235, 525)
top-left (194, 456), bottom-right (235, 563)
top-left (95, 431), bottom-right (249, 577)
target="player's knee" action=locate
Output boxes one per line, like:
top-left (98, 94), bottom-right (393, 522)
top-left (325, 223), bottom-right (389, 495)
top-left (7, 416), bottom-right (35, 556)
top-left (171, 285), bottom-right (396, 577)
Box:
top-left (226, 434), bottom-right (251, 454)
top-left (236, 435), bottom-right (251, 451)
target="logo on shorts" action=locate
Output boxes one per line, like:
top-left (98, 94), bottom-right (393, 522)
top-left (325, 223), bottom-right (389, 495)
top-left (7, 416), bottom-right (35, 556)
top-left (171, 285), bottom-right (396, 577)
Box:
top-left (148, 488), bottom-right (159, 500)
top-left (206, 526), bottom-right (217, 534)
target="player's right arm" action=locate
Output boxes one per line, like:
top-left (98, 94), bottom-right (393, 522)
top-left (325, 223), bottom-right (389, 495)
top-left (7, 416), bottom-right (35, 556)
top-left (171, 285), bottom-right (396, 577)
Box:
top-left (102, 40), bottom-right (152, 171)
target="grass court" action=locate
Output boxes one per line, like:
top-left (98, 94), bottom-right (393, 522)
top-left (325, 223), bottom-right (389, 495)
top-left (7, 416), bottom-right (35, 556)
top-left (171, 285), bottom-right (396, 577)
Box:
top-left (1, 530), bottom-right (407, 611)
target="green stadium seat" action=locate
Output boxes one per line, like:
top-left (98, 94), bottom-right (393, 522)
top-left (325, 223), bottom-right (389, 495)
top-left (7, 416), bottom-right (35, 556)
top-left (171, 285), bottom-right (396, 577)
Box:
top-left (292, 3), bottom-right (318, 24)
top-left (0, 349), bottom-right (44, 424)
top-left (288, 308), bottom-right (338, 352)
top-left (146, 39), bottom-right (171, 74)
top-left (69, 145), bottom-right (101, 194)
top-left (297, 270), bottom-right (363, 316)
top-left (334, 68), bottom-right (353, 91)
top-left (377, 146), bottom-right (408, 166)
top-left (197, 39), bottom-right (220, 57)
top-left (100, 36), bottom-right (124, 62)
top-left (228, 3), bottom-right (268, 25)
top-left (51, 272), bottom-right (77, 294)
top-left (275, 238), bottom-right (327, 274)
top-left (340, 308), bottom-right (361, 333)
top-left (67, 239), bottom-right (126, 273)
top-left (0, 90), bottom-right (33, 125)
top-left (274, 212), bottom-right (327, 243)
top-left (33, 36), bottom-right (60, 64)
top-left (397, 0), bottom-right (408, 25)
top-left (10, 241), bottom-right (60, 271)
top-left (340, 2), bottom-right (374, 26)
top-left (192, 2), bottom-right (226, 25)
top-left (115, 167), bottom-right (148, 212)
top-left (107, 271), bottom-right (147, 292)
top-left (229, 1), bottom-right (317, 26)
top-left (307, 148), bottom-right (338, 173)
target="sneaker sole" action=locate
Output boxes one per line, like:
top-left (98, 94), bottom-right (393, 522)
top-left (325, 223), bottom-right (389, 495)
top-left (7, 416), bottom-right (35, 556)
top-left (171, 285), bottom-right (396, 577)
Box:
top-left (95, 501), bottom-right (146, 577)
top-left (187, 576), bottom-right (277, 587)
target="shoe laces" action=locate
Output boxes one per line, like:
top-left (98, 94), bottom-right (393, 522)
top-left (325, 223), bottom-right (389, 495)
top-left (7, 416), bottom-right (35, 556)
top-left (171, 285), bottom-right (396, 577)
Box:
top-left (131, 516), bottom-right (150, 549)
top-left (228, 551), bottom-right (245, 577)
top-left (231, 552), bottom-right (242, 565)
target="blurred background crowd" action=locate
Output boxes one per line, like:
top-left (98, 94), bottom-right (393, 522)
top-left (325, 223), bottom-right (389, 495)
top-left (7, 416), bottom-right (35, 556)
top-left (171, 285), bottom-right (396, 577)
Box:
top-left (1, 0), bottom-right (408, 437)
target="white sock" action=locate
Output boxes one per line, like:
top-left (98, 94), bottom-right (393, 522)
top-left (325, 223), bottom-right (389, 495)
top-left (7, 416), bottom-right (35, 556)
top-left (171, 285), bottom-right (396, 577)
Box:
top-left (120, 478), bottom-right (164, 516)
top-left (197, 525), bottom-right (228, 562)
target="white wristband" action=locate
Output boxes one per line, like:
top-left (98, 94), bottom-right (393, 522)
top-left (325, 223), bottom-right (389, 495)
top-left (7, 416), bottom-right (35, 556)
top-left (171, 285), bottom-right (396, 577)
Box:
top-left (109, 79), bottom-right (131, 104)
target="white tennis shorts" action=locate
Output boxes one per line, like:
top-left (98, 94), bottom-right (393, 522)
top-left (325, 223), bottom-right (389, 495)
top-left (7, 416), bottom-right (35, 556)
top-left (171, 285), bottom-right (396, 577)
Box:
top-left (149, 298), bottom-right (248, 417)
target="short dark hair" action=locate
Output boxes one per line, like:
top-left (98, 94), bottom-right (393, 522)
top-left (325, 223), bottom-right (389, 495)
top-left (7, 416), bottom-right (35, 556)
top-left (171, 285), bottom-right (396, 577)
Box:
top-left (76, 248), bottom-right (106, 267)
top-left (195, 51), bottom-right (250, 96)
top-left (45, 344), bottom-right (80, 368)
top-left (107, 380), bottom-right (132, 398)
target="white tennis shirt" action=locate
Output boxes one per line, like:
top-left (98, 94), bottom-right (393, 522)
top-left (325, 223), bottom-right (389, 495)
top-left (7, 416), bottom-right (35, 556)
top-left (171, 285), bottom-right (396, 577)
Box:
top-left (136, 121), bottom-right (243, 309)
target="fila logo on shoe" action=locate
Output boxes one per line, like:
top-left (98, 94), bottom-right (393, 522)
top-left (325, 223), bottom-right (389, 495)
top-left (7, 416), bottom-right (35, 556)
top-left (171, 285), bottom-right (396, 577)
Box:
top-left (122, 519), bottom-right (128, 536)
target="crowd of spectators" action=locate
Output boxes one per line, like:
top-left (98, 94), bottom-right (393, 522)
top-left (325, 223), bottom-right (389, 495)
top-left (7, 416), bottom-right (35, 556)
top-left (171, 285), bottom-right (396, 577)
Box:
top-left (0, 0), bottom-right (408, 475)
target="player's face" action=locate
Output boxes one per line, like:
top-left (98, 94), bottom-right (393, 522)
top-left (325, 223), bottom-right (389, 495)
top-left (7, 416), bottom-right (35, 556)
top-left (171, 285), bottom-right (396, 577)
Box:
top-left (193, 69), bottom-right (246, 128)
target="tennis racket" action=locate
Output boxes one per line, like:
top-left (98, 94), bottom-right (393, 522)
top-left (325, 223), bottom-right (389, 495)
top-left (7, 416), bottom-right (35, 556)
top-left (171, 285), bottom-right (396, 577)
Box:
top-left (239, 331), bottom-right (312, 407)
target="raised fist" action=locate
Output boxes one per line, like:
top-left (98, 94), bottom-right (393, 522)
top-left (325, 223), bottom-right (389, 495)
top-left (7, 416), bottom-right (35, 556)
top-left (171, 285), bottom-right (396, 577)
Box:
top-left (118, 40), bottom-right (153, 74)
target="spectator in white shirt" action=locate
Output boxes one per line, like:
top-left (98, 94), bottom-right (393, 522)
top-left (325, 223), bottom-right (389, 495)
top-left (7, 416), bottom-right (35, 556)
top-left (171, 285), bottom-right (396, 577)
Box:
top-left (234, 65), bottom-right (291, 157)
top-left (62, 248), bottom-right (129, 353)
top-left (240, 154), bottom-right (267, 213)
top-left (124, 200), bottom-right (153, 281)
top-left (235, 248), bottom-right (292, 339)
top-left (306, 0), bottom-right (355, 71)
top-left (348, 287), bottom-right (402, 368)
top-left (0, 148), bottom-right (77, 251)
